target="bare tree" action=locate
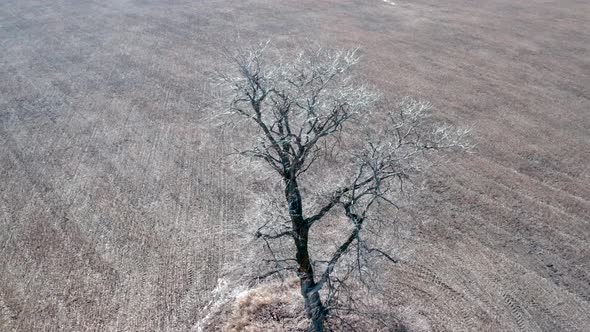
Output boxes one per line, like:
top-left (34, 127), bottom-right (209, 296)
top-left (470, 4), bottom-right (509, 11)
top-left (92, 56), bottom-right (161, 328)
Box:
top-left (215, 42), bottom-right (469, 331)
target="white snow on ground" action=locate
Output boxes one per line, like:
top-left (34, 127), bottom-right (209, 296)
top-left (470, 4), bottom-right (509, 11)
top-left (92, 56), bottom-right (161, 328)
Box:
top-left (194, 278), bottom-right (246, 332)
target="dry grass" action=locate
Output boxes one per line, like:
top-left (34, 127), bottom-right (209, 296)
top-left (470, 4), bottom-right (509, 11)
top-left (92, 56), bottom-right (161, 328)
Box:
top-left (219, 279), bottom-right (306, 332)
top-left (203, 278), bottom-right (407, 332)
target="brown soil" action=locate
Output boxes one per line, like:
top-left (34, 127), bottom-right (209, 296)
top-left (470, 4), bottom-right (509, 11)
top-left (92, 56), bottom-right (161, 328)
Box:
top-left (0, 0), bottom-right (588, 330)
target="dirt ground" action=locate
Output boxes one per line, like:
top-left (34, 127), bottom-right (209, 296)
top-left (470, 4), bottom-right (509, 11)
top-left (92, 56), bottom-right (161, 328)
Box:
top-left (0, 0), bottom-right (588, 331)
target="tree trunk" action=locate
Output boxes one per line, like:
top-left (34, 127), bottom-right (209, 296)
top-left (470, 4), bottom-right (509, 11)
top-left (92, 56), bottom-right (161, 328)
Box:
top-left (300, 270), bottom-right (326, 332)
top-left (285, 177), bottom-right (326, 332)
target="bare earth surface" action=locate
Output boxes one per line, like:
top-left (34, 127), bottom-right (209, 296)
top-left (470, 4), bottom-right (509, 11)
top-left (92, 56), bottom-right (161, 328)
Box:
top-left (1, 0), bottom-right (589, 331)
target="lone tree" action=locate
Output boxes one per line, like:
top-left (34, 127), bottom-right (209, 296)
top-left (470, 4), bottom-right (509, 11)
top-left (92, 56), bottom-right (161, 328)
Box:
top-left (217, 43), bottom-right (469, 331)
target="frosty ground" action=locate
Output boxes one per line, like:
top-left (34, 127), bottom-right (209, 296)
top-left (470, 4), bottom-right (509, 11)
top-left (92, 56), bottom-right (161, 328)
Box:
top-left (0, 0), bottom-right (588, 330)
